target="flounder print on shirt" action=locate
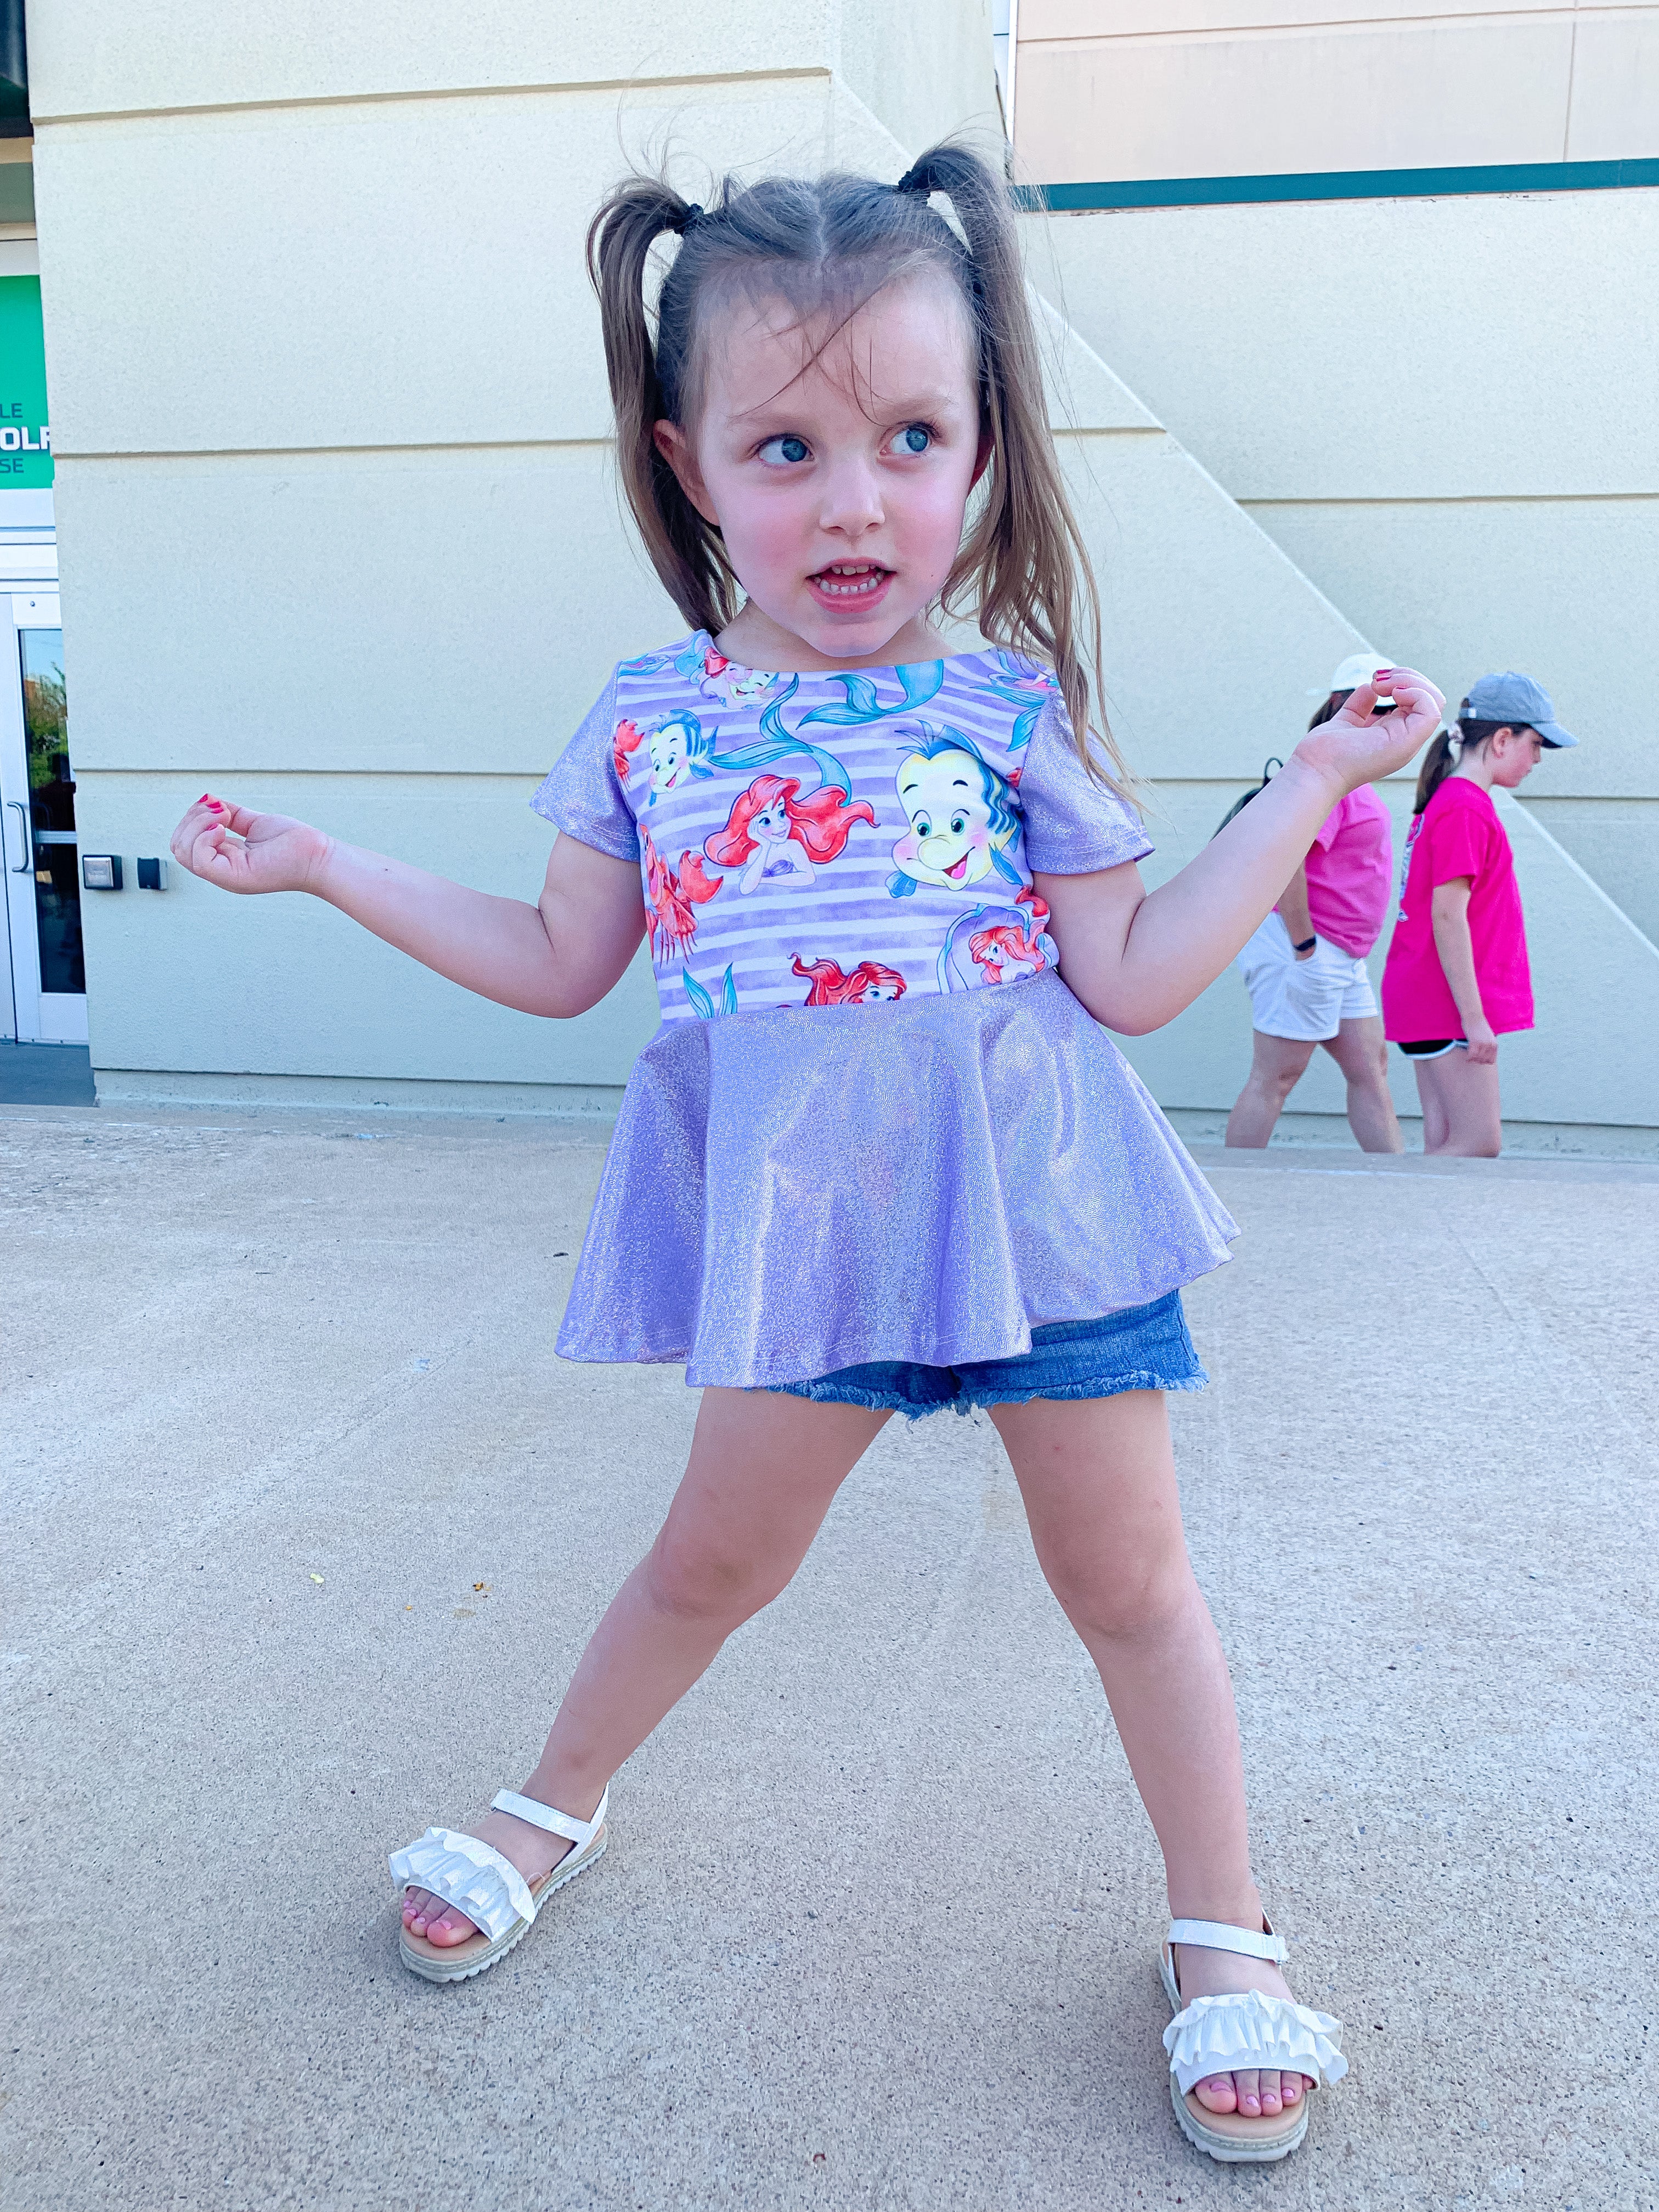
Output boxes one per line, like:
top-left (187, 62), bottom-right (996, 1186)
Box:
top-left (531, 632), bottom-right (1151, 1025)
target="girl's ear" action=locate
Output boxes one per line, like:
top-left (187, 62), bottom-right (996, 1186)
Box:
top-left (653, 421), bottom-right (720, 526)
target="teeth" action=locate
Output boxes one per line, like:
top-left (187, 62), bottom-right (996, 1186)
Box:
top-left (816, 569), bottom-right (887, 597)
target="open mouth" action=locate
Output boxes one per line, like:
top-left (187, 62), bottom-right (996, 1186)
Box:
top-left (944, 855), bottom-right (970, 881)
top-left (809, 562), bottom-right (893, 601)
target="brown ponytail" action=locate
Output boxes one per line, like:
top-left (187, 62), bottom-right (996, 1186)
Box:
top-left (1414, 703), bottom-right (1519, 812)
top-left (584, 142), bottom-right (1133, 797)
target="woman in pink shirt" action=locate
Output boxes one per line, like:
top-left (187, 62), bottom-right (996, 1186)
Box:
top-left (1380, 671), bottom-right (1576, 1156)
top-left (1227, 656), bottom-right (1403, 1152)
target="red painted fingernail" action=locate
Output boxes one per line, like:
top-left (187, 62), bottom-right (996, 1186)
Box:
top-left (205, 801), bottom-right (223, 812)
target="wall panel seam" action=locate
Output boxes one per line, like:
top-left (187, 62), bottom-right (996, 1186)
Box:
top-left (29, 65), bottom-right (834, 129)
top-left (1017, 8), bottom-right (1638, 49)
top-left (1242, 490), bottom-right (1659, 505)
top-left (54, 428), bottom-right (1171, 462)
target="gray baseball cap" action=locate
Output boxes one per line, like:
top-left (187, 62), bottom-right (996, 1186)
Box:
top-left (1464, 671), bottom-right (1577, 748)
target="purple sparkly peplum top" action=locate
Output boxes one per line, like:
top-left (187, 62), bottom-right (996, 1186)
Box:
top-left (532, 633), bottom-right (1237, 1389)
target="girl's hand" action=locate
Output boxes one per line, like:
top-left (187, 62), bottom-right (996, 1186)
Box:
top-left (1464, 1016), bottom-right (1498, 1066)
top-left (170, 794), bottom-right (332, 896)
top-left (1294, 667), bottom-right (1445, 796)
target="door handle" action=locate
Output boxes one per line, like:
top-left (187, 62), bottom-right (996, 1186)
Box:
top-left (6, 800), bottom-right (28, 872)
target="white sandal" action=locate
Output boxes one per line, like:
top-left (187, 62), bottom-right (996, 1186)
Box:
top-left (389, 1785), bottom-right (609, 1984)
top-left (1160, 1917), bottom-right (1348, 2163)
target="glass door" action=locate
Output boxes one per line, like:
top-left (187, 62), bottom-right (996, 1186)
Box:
top-left (0, 592), bottom-right (87, 1043)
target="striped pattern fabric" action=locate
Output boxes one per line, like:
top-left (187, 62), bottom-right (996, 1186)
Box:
top-left (532, 632), bottom-right (1152, 1026)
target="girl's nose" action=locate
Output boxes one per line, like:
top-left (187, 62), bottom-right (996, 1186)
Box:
top-left (817, 457), bottom-right (884, 536)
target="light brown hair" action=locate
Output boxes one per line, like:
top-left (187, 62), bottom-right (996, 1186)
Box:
top-left (585, 142), bottom-right (1131, 793)
top-left (1413, 704), bottom-right (1528, 812)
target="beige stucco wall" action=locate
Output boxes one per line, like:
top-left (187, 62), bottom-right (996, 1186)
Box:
top-left (26, 1), bottom-right (1000, 1101)
top-left (27, 0), bottom-right (1654, 1139)
top-left (1026, 189), bottom-right (1659, 936)
top-left (1014, 0), bottom-right (1659, 181)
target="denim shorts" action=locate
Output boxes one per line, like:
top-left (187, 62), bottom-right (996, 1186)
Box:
top-left (766, 1291), bottom-right (1206, 1420)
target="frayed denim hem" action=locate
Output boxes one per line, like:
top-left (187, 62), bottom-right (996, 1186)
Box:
top-left (953, 1365), bottom-right (1209, 1414)
top-left (765, 1365), bottom-right (1207, 1420)
top-left (765, 1376), bottom-right (950, 1419)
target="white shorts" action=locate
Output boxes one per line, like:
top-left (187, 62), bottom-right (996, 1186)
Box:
top-left (1237, 912), bottom-right (1378, 1042)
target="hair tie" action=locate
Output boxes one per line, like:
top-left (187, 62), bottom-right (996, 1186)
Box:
top-left (672, 202), bottom-right (704, 236)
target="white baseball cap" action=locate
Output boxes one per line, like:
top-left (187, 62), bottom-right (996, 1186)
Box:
top-left (1307, 651), bottom-right (1396, 700)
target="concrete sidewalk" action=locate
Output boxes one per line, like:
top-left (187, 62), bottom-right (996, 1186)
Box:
top-left (3, 1105), bottom-right (1654, 2211)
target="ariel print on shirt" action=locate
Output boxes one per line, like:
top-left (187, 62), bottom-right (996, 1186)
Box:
top-left (674, 637), bottom-right (781, 710)
top-left (936, 889), bottom-right (1058, 993)
top-left (703, 775), bottom-right (877, 894)
top-left (792, 955), bottom-right (908, 1006)
top-left (887, 727), bottom-right (1024, 898)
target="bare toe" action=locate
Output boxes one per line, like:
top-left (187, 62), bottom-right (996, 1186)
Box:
top-left (1192, 2074), bottom-right (1238, 2114)
top-left (1258, 2067), bottom-right (1283, 2115)
top-left (1281, 2072), bottom-right (1304, 2106)
top-left (1234, 2068), bottom-right (1262, 2116)
top-left (426, 1905), bottom-right (479, 1946)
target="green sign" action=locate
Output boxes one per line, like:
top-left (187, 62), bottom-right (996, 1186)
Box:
top-left (0, 275), bottom-right (52, 487)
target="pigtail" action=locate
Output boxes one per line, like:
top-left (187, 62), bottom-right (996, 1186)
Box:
top-left (586, 182), bottom-right (741, 637)
top-left (1413, 725), bottom-right (1459, 813)
top-left (899, 144), bottom-right (1132, 799)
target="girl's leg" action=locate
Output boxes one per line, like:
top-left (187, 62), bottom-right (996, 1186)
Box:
top-left (990, 1389), bottom-right (1306, 2122)
top-left (1321, 1015), bottom-right (1404, 1153)
top-left (1224, 1031), bottom-right (1316, 1148)
top-left (1416, 1049), bottom-right (1502, 1156)
top-left (405, 1387), bottom-right (888, 1942)
top-left (1413, 1057), bottom-right (1449, 1152)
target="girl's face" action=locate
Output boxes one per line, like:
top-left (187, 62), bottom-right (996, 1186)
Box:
top-left (1488, 726), bottom-right (1547, 789)
top-left (752, 800), bottom-right (789, 844)
top-left (654, 275), bottom-right (989, 669)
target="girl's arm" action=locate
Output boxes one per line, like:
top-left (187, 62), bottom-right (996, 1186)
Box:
top-left (1276, 860), bottom-right (1316, 959)
top-left (1040, 669), bottom-right (1442, 1036)
top-left (169, 795), bottom-right (645, 1018)
top-left (1428, 878), bottom-right (1498, 1062)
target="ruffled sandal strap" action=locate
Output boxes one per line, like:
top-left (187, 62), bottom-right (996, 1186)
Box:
top-left (1163, 1989), bottom-right (1349, 2096)
top-left (388, 1827), bottom-right (537, 1943)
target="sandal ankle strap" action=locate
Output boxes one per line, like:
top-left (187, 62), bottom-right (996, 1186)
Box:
top-left (492, 1784), bottom-right (608, 1849)
top-left (1166, 1916), bottom-right (1286, 1963)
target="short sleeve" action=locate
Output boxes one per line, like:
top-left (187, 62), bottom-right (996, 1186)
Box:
top-left (529, 667), bottom-right (640, 862)
top-left (1018, 692), bottom-right (1154, 875)
top-left (1309, 796), bottom-right (1347, 853)
top-left (1421, 797), bottom-right (1491, 889)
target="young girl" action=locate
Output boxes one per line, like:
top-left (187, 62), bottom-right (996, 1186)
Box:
top-left (1381, 671), bottom-right (1575, 1156)
top-left (170, 144), bottom-right (1442, 2165)
top-left (1226, 653), bottom-right (1402, 1153)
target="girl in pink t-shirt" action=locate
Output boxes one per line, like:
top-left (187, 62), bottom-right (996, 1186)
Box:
top-left (1381, 675), bottom-right (1575, 1154)
top-left (1227, 669), bottom-right (1402, 1152)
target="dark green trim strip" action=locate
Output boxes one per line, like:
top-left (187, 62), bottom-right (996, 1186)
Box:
top-left (1014, 159), bottom-right (1659, 212)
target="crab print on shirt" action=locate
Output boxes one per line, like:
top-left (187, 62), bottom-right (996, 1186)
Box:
top-left (533, 632), bottom-right (1151, 1024)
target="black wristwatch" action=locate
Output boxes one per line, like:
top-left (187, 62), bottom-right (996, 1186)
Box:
top-left (1293, 935), bottom-right (1316, 953)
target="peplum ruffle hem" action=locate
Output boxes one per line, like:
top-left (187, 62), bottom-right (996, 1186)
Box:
top-left (557, 970), bottom-right (1238, 1391)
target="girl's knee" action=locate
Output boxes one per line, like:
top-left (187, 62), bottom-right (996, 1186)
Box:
top-left (644, 1530), bottom-right (789, 1628)
top-left (1049, 1553), bottom-right (1194, 1645)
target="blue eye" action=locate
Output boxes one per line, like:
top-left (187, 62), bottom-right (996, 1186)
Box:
top-left (894, 425), bottom-right (932, 455)
top-left (758, 435), bottom-right (810, 466)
